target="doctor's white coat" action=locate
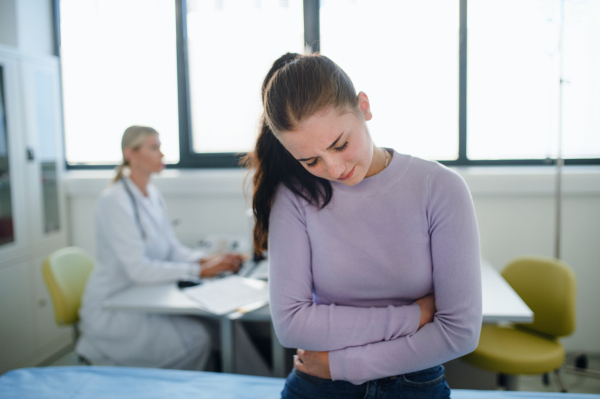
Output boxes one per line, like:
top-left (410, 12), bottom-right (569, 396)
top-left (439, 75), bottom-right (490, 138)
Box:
top-left (75, 176), bottom-right (211, 369)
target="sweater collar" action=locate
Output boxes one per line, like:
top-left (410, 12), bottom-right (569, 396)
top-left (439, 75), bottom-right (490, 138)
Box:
top-left (330, 149), bottom-right (412, 196)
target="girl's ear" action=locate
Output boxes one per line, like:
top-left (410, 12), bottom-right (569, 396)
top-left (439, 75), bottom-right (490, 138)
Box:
top-left (357, 91), bottom-right (372, 121)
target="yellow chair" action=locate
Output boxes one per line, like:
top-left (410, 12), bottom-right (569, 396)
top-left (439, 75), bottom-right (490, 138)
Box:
top-left (464, 256), bottom-right (576, 392)
top-left (42, 247), bottom-right (94, 343)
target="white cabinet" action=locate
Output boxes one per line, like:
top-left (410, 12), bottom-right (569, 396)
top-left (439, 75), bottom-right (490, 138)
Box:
top-left (0, 46), bottom-right (71, 374)
top-left (30, 255), bottom-right (71, 351)
top-left (19, 55), bottom-right (68, 248)
top-left (0, 51), bottom-right (29, 262)
top-left (0, 261), bottom-right (36, 368)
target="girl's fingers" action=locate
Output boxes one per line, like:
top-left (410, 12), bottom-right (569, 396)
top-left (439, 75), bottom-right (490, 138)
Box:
top-left (293, 355), bottom-right (306, 372)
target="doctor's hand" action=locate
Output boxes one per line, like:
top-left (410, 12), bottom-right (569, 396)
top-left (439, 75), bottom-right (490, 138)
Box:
top-left (199, 253), bottom-right (245, 278)
top-left (294, 349), bottom-right (331, 380)
top-left (415, 293), bottom-right (436, 329)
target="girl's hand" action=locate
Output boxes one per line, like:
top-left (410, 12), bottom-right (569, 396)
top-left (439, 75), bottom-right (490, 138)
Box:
top-left (415, 293), bottom-right (436, 329)
top-left (294, 349), bottom-right (331, 379)
top-left (199, 253), bottom-right (245, 278)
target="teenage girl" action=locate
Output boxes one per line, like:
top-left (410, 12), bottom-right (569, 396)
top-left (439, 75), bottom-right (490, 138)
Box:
top-left (246, 53), bottom-right (482, 398)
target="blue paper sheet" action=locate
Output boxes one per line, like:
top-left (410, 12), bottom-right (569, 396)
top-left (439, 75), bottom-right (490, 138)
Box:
top-left (0, 366), bottom-right (598, 399)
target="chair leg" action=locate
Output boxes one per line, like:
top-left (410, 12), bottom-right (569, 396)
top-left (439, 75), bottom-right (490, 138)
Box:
top-left (554, 369), bottom-right (568, 393)
top-left (73, 323), bottom-right (80, 342)
top-left (69, 352), bottom-right (91, 366)
top-left (498, 374), bottom-right (518, 391)
top-left (542, 373), bottom-right (550, 386)
top-left (71, 322), bottom-right (92, 366)
top-left (564, 353), bottom-right (600, 379)
top-left (575, 353), bottom-right (588, 370)
top-left (77, 355), bottom-right (92, 366)
top-left (497, 373), bottom-right (507, 388)
top-left (505, 375), bottom-right (518, 391)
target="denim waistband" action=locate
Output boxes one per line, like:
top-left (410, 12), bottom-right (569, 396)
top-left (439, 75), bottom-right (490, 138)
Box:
top-left (293, 364), bottom-right (443, 385)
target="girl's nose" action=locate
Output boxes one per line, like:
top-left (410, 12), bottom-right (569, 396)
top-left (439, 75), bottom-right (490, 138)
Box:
top-left (325, 158), bottom-right (345, 179)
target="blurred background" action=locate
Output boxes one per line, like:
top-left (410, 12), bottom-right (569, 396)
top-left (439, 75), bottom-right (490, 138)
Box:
top-left (0, 0), bottom-right (598, 392)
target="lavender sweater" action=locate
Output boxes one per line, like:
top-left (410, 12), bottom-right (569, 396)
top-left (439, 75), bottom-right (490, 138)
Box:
top-left (268, 150), bottom-right (482, 385)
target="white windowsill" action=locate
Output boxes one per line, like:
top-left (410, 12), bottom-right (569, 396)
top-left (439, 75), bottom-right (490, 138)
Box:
top-left (64, 165), bottom-right (600, 197)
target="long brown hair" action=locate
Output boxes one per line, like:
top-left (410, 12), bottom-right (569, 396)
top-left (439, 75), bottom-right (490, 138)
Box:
top-left (243, 53), bottom-right (360, 257)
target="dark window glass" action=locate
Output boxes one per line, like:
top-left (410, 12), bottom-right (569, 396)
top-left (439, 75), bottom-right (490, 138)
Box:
top-left (0, 66), bottom-right (14, 246)
top-left (34, 71), bottom-right (60, 233)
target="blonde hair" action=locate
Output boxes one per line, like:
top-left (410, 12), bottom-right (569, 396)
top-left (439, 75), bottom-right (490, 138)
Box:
top-left (112, 125), bottom-right (159, 183)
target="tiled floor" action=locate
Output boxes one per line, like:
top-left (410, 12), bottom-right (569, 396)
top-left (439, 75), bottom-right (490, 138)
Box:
top-left (46, 350), bottom-right (600, 394)
top-left (517, 354), bottom-right (600, 394)
top-left (46, 350), bottom-right (78, 367)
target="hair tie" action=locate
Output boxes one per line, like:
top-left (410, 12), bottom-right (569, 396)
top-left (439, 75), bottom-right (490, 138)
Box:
top-left (262, 52), bottom-right (301, 96)
top-left (275, 52), bottom-right (299, 71)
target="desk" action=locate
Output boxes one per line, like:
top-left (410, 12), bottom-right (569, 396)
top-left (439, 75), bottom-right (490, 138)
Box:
top-left (103, 260), bottom-right (533, 378)
top-left (101, 283), bottom-right (274, 376)
top-left (481, 259), bottom-right (533, 323)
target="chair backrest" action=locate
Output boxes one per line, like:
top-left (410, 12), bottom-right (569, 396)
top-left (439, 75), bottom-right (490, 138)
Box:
top-left (502, 256), bottom-right (576, 338)
top-left (42, 247), bottom-right (94, 326)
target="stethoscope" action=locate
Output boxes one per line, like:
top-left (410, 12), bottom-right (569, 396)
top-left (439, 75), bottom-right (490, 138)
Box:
top-left (121, 177), bottom-right (180, 243)
top-left (122, 177), bottom-right (147, 240)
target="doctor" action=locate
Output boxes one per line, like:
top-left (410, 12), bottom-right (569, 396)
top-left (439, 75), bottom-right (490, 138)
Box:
top-left (76, 125), bottom-right (244, 370)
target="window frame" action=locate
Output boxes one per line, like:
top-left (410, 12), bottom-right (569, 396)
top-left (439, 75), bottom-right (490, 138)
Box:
top-left (58, 0), bottom-right (600, 170)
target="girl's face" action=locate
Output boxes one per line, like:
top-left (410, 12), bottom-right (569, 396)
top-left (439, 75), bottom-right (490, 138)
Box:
top-left (278, 92), bottom-right (376, 186)
top-left (126, 134), bottom-right (165, 175)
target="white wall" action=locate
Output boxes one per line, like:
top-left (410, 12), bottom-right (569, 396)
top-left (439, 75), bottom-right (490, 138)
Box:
top-left (0, 0), bottom-right (19, 47)
top-left (0, 0), bottom-right (55, 55)
top-left (66, 169), bottom-right (254, 252)
top-left (65, 166), bottom-right (600, 353)
top-left (0, 0), bottom-right (73, 373)
top-left (474, 192), bottom-right (600, 352)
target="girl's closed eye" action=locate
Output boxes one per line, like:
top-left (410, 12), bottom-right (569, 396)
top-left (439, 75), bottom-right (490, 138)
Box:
top-left (305, 141), bottom-right (349, 168)
top-left (306, 159), bottom-right (318, 168)
top-left (334, 141), bottom-right (348, 152)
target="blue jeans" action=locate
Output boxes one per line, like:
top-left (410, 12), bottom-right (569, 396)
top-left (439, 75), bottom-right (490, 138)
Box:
top-left (281, 365), bottom-right (450, 399)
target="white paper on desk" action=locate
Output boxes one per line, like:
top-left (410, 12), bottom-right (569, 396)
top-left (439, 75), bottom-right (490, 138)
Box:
top-left (183, 275), bottom-right (269, 315)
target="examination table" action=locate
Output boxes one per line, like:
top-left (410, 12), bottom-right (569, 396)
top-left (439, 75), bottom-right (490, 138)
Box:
top-left (0, 366), bottom-right (598, 398)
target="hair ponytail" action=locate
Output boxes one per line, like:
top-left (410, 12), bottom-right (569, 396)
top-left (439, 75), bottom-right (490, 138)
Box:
top-left (243, 117), bottom-right (332, 258)
top-left (112, 161), bottom-right (129, 184)
top-left (244, 52), bottom-right (358, 257)
top-left (243, 120), bottom-right (284, 257)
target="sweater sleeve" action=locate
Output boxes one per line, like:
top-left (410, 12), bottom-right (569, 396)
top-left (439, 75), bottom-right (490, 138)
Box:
top-left (268, 186), bottom-right (422, 352)
top-left (328, 166), bottom-right (482, 384)
top-left (95, 192), bottom-right (201, 284)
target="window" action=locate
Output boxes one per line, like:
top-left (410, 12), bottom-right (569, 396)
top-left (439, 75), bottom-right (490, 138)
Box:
top-left (59, 0), bottom-right (600, 168)
top-left (468, 0), bottom-right (600, 161)
top-left (320, 0), bottom-right (459, 161)
top-left (59, 0), bottom-right (180, 165)
top-left (186, 0), bottom-right (305, 155)
top-left (561, 0), bottom-right (600, 159)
